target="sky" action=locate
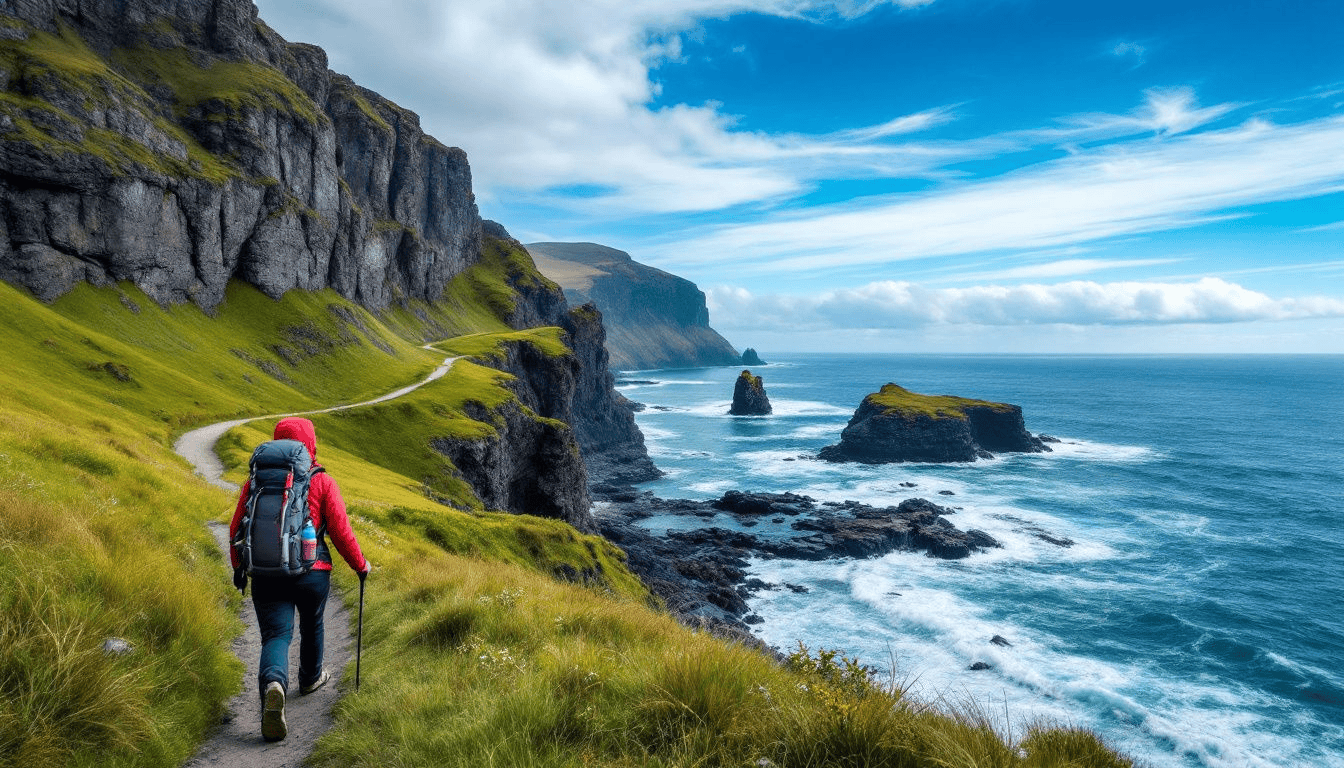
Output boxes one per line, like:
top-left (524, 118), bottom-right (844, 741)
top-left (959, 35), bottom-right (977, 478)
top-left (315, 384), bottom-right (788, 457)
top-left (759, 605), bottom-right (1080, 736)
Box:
top-left (254, 0), bottom-right (1344, 353)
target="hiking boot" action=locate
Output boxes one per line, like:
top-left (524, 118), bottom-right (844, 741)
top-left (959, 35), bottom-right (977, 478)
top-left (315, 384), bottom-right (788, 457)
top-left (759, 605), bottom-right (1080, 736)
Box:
top-left (300, 669), bottom-right (329, 695)
top-left (261, 681), bottom-right (287, 741)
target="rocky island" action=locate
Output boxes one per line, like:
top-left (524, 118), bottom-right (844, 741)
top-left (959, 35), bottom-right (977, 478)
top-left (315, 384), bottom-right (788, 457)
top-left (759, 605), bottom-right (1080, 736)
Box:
top-left (729, 369), bottom-right (772, 415)
top-left (820, 383), bottom-right (1050, 463)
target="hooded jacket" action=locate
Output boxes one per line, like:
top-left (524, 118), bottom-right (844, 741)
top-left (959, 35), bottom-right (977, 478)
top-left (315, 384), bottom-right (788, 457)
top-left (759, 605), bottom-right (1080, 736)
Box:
top-left (229, 417), bottom-right (369, 575)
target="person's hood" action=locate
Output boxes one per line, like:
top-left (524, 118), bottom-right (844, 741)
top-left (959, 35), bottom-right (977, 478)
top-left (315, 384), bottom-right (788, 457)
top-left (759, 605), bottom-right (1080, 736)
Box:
top-left (274, 417), bottom-right (318, 461)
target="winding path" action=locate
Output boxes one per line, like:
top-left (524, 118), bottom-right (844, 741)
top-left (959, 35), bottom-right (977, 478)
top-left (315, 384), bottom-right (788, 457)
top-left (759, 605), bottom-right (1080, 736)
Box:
top-left (176, 353), bottom-right (457, 767)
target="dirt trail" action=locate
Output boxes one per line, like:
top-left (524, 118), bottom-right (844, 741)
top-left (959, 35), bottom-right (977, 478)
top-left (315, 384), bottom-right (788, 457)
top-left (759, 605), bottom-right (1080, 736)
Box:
top-left (176, 354), bottom-right (457, 767)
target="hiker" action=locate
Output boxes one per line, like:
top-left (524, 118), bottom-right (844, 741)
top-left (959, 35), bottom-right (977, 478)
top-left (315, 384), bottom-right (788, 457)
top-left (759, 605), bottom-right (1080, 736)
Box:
top-left (228, 416), bottom-right (370, 742)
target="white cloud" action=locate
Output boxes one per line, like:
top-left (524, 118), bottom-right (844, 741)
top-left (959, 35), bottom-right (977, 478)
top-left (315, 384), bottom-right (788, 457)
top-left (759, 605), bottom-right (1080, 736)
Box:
top-left (655, 115), bottom-right (1344, 274)
top-left (1060, 86), bottom-right (1241, 138)
top-left (1111, 40), bottom-right (1147, 67)
top-left (955, 258), bottom-right (1185, 282)
top-left (255, 0), bottom-right (943, 214)
top-left (707, 277), bottom-right (1344, 330)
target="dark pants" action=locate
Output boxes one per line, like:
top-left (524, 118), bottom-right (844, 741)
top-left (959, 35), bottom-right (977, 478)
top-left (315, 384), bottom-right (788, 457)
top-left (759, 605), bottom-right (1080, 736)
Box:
top-left (251, 569), bottom-right (331, 697)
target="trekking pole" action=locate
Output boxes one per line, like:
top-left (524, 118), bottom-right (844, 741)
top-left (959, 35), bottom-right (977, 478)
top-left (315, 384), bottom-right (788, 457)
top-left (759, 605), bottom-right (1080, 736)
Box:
top-left (356, 571), bottom-right (366, 691)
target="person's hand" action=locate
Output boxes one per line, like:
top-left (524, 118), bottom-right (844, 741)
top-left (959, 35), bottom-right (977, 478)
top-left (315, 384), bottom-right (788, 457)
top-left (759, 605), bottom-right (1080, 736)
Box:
top-left (358, 561), bottom-right (371, 583)
top-left (233, 567), bottom-right (248, 595)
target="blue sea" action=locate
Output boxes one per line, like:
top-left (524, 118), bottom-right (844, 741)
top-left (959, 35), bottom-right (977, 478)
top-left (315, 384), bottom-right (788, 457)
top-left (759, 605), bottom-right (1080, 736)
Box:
top-left (614, 354), bottom-right (1344, 768)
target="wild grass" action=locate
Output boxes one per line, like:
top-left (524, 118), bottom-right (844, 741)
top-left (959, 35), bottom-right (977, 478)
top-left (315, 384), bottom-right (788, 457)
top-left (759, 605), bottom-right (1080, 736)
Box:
top-left (868, 383), bottom-right (1016, 419)
top-left (1, 242), bottom-right (1133, 766)
top-left (309, 550), bottom-right (1137, 768)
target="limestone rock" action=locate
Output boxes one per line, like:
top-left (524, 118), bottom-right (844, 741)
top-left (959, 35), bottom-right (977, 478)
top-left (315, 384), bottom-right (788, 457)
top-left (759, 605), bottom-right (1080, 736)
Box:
top-left (729, 370), bottom-right (772, 415)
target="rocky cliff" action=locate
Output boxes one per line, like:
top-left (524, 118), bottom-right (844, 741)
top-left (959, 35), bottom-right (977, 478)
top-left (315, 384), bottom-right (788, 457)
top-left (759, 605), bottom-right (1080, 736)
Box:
top-left (820, 383), bottom-right (1049, 463)
top-left (0, 0), bottom-right (479, 310)
top-left (0, 2), bottom-right (658, 531)
top-left (525, 241), bottom-right (740, 371)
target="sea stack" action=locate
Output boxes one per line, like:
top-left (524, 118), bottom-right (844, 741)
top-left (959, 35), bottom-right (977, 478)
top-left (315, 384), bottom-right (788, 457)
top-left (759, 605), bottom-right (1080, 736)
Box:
top-left (819, 383), bottom-right (1048, 463)
top-left (741, 348), bottom-right (766, 366)
top-left (729, 370), bottom-right (772, 415)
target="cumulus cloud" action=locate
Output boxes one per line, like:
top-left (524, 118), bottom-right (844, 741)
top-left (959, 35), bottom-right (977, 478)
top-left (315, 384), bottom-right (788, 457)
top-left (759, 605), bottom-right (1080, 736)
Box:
top-left (255, 0), bottom-right (945, 213)
top-left (707, 278), bottom-right (1344, 330)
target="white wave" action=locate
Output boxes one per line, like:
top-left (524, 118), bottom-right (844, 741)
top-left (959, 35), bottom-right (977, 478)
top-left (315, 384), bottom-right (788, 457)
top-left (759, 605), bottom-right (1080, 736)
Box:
top-left (1043, 439), bottom-right (1157, 463)
top-left (744, 556), bottom-right (1344, 768)
top-left (789, 422), bottom-right (850, 439)
top-left (686, 479), bottom-right (735, 495)
top-left (680, 399), bottom-right (853, 418)
top-left (638, 425), bottom-right (678, 441)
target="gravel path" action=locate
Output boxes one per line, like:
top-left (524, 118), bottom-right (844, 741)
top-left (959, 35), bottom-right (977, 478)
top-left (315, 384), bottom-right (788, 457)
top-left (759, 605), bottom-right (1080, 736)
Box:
top-left (176, 354), bottom-right (457, 767)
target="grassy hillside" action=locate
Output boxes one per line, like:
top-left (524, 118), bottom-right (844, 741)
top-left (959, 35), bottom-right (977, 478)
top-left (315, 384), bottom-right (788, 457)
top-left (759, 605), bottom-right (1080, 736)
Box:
top-left (0, 241), bottom-right (1133, 767)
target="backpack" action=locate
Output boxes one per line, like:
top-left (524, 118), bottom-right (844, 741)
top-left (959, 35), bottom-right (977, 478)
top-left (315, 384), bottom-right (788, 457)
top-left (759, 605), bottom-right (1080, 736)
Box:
top-left (234, 439), bottom-right (326, 577)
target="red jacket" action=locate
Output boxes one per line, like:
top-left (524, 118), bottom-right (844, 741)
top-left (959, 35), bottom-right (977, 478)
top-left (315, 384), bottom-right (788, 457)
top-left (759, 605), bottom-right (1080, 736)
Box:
top-left (229, 417), bottom-right (369, 575)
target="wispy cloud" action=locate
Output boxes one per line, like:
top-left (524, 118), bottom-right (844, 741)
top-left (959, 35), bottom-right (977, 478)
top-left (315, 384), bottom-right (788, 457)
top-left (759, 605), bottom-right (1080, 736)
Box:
top-left (830, 106), bottom-right (961, 141)
top-left (1111, 40), bottom-right (1148, 67)
top-left (954, 258), bottom-right (1185, 282)
top-left (1059, 86), bottom-right (1241, 138)
top-left (256, 0), bottom-right (945, 214)
top-left (653, 115), bottom-right (1344, 274)
top-left (708, 277), bottom-right (1344, 330)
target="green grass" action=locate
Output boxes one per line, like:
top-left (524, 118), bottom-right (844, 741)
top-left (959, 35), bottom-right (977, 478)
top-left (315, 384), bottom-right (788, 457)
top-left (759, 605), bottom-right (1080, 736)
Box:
top-left (867, 382), bottom-right (1016, 420)
top-left (0, 161), bottom-right (1133, 768)
top-left (0, 22), bottom-right (238, 183)
top-left (0, 255), bottom-right (646, 765)
top-left (111, 44), bottom-right (327, 127)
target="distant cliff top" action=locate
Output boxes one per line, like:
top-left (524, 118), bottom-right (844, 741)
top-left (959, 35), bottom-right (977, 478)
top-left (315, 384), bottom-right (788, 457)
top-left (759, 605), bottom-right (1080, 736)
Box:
top-left (525, 242), bottom-right (739, 371)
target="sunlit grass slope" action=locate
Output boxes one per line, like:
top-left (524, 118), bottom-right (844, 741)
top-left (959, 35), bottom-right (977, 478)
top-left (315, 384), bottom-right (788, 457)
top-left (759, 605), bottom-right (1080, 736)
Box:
top-left (0, 259), bottom-right (644, 767)
top-left (0, 233), bottom-right (1134, 767)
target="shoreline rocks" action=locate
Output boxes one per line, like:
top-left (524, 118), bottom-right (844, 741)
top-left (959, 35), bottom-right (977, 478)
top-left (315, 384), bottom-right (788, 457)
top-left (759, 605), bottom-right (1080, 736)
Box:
top-left (820, 383), bottom-right (1049, 463)
top-left (592, 488), bottom-right (1001, 644)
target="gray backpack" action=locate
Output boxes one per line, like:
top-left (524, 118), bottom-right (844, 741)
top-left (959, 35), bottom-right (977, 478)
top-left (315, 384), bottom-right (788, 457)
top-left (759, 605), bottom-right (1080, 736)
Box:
top-left (234, 439), bottom-right (325, 577)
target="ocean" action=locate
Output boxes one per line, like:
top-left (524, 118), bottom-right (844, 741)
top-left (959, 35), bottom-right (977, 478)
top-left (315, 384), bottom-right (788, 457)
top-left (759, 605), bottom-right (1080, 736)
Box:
top-left (614, 354), bottom-right (1344, 768)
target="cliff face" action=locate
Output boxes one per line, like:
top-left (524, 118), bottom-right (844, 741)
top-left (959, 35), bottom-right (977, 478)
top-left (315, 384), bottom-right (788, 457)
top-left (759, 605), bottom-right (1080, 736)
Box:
top-left (0, 0), bottom-right (480, 310)
top-left (430, 233), bottom-right (658, 527)
top-left (820, 383), bottom-right (1048, 463)
top-left (525, 241), bottom-right (740, 371)
top-left (0, 3), bottom-right (658, 531)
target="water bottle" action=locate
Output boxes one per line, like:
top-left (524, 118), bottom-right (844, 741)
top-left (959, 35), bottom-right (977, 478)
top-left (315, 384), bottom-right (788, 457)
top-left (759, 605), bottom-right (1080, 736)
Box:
top-left (301, 520), bottom-right (317, 562)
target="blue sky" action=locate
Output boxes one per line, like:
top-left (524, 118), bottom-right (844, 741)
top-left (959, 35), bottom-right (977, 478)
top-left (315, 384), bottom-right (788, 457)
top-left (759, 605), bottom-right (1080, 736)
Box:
top-left (256, 0), bottom-right (1344, 352)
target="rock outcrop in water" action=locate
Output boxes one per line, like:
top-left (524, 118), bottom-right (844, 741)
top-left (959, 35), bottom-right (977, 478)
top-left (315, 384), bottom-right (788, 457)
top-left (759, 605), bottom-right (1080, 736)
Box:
top-left (729, 370), bottom-right (772, 415)
top-left (741, 348), bottom-right (766, 366)
top-left (525, 241), bottom-right (741, 371)
top-left (820, 383), bottom-right (1049, 463)
top-left (592, 488), bottom-right (1000, 643)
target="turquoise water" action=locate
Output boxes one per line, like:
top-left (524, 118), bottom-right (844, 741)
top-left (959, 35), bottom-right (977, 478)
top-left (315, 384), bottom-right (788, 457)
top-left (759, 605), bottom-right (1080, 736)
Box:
top-left (617, 355), bottom-right (1344, 768)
